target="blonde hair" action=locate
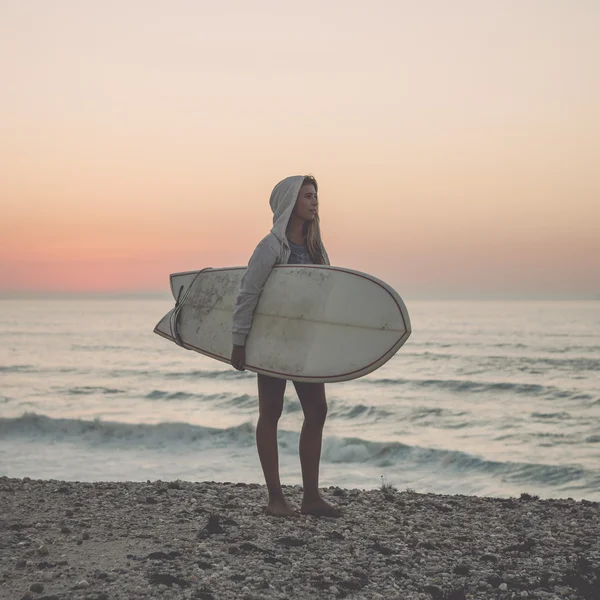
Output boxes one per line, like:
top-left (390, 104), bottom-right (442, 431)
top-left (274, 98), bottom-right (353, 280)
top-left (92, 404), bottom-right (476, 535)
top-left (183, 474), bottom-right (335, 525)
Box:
top-left (301, 175), bottom-right (326, 264)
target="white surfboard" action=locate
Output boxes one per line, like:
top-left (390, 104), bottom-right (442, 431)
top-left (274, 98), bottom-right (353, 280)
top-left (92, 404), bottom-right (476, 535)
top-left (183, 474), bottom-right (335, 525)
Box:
top-left (154, 265), bottom-right (411, 383)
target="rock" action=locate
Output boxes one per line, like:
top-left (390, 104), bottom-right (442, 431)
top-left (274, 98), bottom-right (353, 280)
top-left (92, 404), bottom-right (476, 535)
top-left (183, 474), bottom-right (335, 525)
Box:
top-left (481, 553), bottom-right (499, 562)
top-left (276, 536), bottom-right (306, 547)
top-left (37, 546), bottom-right (49, 556)
top-left (205, 514), bottom-right (224, 535)
top-left (499, 582), bottom-right (508, 591)
top-left (16, 559), bottom-right (27, 569)
top-left (453, 564), bottom-right (470, 575)
top-left (74, 579), bottom-right (89, 589)
top-left (423, 584), bottom-right (443, 596)
top-left (29, 582), bottom-right (44, 593)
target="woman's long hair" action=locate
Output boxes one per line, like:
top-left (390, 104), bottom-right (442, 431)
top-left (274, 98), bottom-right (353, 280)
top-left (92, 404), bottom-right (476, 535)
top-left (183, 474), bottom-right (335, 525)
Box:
top-left (301, 175), bottom-right (326, 264)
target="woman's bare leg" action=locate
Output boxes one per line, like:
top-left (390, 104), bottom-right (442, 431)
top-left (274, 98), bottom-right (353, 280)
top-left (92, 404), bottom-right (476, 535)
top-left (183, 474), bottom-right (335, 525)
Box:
top-left (293, 381), bottom-right (341, 517)
top-left (256, 374), bottom-right (296, 516)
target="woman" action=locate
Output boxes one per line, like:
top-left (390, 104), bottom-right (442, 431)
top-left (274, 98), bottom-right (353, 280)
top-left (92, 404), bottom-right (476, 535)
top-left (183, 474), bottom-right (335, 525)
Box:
top-left (230, 175), bottom-right (341, 518)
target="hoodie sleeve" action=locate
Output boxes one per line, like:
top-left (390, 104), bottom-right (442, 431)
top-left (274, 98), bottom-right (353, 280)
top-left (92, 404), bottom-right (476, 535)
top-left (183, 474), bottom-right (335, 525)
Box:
top-left (231, 236), bottom-right (279, 347)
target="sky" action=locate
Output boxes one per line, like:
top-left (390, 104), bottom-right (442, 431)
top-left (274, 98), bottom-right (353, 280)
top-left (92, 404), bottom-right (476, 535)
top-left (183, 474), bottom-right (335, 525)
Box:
top-left (1, 0), bottom-right (599, 299)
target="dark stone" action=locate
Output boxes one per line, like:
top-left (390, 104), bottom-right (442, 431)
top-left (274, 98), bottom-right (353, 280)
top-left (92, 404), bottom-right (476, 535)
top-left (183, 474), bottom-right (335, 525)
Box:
top-left (263, 555), bottom-right (286, 565)
top-left (327, 530), bottom-right (345, 541)
top-left (453, 564), bottom-right (470, 576)
top-left (192, 590), bottom-right (215, 600)
top-left (167, 481), bottom-right (182, 490)
top-left (332, 487), bottom-right (346, 497)
top-left (65, 510), bottom-right (74, 517)
top-left (562, 555), bottom-right (600, 600)
top-left (519, 492), bottom-right (539, 501)
top-left (487, 574), bottom-right (502, 587)
top-left (392, 569), bottom-right (408, 580)
top-left (82, 532), bottom-right (90, 540)
top-left (339, 577), bottom-right (368, 591)
top-left (60, 527), bottom-right (71, 534)
top-left (205, 514), bottom-right (224, 535)
top-left (503, 538), bottom-right (535, 553)
top-left (146, 496), bottom-right (158, 504)
top-left (147, 551), bottom-right (181, 561)
top-left (148, 572), bottom-right (189, 588)
top-left (196, 560), bottom-right (213, 570)
top-left (422, 584), bottom-right (443, 596)
top-left (311, 577), bottom-right (331, 590)
top-left (276, 536), bottom-right (306, 547)
top-left (239, 541), bottom-right (265, 553)
top-left (371, 541), bottom-right (392, 555)
top-left (30, 583), bottom-right (44, 593)
top-left (16, 559), bottom-right (27, 569)
top-left (481, 553), bottom-right (499, 562)
top-left (441, 588), bottom-right (468, 600)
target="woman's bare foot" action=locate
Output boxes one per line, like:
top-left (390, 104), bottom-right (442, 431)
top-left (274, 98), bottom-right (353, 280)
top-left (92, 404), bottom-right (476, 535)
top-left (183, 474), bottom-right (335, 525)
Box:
top-left (301, 497), bottom-right (342, 518)
top-left (264, 497), bottom-right (297, 517)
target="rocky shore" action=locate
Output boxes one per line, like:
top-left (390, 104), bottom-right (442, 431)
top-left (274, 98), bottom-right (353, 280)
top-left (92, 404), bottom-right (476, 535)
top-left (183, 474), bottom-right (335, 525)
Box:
top-left (1, 477), bottom-right (599, 600)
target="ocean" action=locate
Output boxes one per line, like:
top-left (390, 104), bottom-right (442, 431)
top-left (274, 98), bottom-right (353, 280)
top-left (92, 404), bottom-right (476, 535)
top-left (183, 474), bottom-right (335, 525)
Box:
top-left (1, 298), bottom-right (599, 501)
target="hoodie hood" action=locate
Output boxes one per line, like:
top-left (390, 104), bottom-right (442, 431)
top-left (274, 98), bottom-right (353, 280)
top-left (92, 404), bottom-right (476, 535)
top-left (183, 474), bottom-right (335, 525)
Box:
top-left (269, 175), bottom-right (306, 243)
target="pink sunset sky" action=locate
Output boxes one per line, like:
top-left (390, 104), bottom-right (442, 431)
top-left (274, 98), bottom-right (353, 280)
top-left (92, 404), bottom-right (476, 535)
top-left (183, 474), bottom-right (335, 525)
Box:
top-left (1, 0), bottom-right (599, 299)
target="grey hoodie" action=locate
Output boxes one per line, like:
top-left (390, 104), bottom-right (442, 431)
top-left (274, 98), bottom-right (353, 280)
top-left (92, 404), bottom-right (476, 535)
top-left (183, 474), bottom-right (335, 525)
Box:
top-left (231, 175), bottom-right (330, 347)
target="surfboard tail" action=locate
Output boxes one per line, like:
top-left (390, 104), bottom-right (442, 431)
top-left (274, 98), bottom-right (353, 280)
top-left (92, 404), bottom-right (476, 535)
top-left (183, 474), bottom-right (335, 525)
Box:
top-left (169, 268), bottom-right (213, 301)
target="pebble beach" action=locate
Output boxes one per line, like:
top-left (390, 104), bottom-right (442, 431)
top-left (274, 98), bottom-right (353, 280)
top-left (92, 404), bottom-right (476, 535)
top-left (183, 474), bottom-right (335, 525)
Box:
top-left (2, 477), bottom-right (599, 600)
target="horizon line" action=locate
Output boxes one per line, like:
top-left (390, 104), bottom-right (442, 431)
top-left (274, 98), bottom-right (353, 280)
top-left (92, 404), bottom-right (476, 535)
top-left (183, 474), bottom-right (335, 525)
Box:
top-left (0, 291), bottom-right (598, 302)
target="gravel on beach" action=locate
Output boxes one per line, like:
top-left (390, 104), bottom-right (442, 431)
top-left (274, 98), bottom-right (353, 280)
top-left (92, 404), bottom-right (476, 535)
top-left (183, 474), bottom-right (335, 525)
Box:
top-left (1, 477), bottom-right (599, 600)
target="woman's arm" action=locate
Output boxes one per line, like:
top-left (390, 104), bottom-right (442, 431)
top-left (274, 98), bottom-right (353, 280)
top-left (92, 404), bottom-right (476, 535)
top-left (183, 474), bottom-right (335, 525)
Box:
top-left (231, 236), bottom-right (279, 348)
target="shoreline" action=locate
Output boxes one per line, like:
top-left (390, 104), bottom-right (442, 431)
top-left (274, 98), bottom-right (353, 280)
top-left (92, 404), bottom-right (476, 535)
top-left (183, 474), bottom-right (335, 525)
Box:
top-left (1, 477), bottom-right (599, 600)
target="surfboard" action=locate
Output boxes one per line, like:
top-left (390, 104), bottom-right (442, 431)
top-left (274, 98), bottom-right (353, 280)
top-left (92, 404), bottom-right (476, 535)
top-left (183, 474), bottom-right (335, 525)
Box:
top-left (154, 265), bottom-right (411, 383)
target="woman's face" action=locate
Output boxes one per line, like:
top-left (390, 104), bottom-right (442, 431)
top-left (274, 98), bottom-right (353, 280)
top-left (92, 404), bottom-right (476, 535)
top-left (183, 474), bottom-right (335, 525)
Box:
top-left (293, 184), bottom-right (318, 221)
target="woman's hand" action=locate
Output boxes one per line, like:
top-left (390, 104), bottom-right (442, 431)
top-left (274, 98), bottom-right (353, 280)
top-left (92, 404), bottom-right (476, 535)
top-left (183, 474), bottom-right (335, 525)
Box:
top-left (231, 345), bottom-right (246, 371)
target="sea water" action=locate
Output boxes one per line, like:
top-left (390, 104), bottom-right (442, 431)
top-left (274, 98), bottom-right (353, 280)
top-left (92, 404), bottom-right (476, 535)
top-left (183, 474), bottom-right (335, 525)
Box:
top-left (1, 298), bottom-right (599, 501)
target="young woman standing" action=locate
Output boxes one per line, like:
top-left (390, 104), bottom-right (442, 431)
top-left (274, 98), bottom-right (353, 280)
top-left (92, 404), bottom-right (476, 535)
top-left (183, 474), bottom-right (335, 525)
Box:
top-left (231, 175), bottom-right (341, 518)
